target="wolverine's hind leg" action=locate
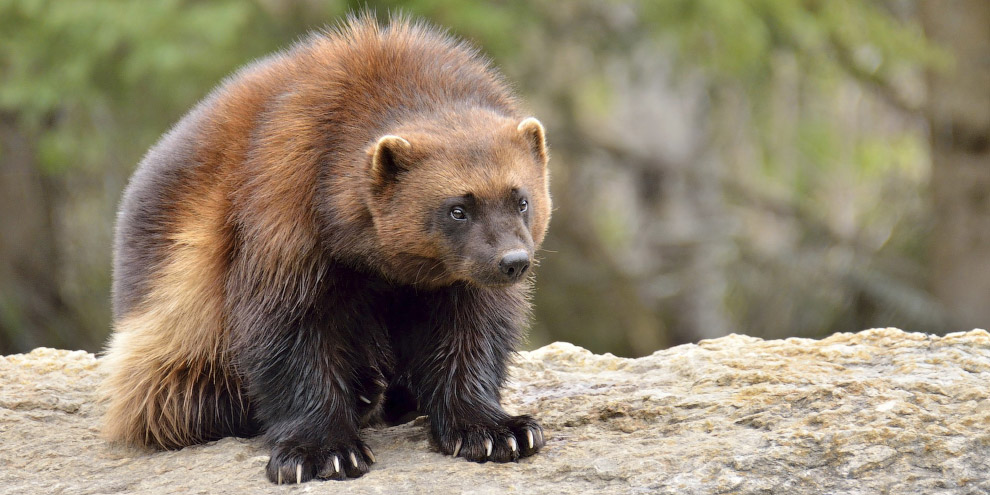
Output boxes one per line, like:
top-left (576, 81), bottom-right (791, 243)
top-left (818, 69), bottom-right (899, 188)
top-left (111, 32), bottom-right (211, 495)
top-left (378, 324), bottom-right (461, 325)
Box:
top-left (101, 313), bottom-right (255, 450)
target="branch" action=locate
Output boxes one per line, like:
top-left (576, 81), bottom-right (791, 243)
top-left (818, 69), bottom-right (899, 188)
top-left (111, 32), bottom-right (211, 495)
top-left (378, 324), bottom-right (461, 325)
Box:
top-left (826, 33), bottom-right (922, 115)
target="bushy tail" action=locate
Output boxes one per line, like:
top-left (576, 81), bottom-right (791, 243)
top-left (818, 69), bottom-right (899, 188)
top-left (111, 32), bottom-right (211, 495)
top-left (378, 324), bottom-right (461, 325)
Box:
top-left (100, 314), bottom-right (255, 449)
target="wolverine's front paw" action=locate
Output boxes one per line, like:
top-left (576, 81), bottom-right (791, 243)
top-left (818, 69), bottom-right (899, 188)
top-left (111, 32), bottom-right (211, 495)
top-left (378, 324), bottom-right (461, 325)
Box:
top-left (266, 438), bottom-right (376, 484)
top-left (436, 415), bottom-right (545, 463)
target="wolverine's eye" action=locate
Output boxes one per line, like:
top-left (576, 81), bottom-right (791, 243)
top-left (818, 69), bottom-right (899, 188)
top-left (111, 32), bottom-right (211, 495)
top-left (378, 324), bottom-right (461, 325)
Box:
top-left (518, 198), bottom-right (529, 213)
top-left (450, 206), bottom-right (467, 221)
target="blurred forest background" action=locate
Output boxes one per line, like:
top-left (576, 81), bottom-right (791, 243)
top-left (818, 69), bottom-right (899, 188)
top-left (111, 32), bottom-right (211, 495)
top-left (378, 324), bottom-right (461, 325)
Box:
top-left (1, 0), bottom-right (987, 357)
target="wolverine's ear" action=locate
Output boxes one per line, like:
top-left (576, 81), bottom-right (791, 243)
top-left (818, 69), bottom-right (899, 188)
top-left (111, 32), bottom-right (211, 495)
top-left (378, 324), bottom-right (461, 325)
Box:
top-left (370, 135), bottom-right (412, 186)
top-left (517, 117), bottom-right (548, 166)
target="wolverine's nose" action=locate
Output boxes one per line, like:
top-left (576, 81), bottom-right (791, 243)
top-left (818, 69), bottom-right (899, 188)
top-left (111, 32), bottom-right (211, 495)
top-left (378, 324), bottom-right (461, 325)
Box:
top-left (498, 250), bottom-right (530, 281)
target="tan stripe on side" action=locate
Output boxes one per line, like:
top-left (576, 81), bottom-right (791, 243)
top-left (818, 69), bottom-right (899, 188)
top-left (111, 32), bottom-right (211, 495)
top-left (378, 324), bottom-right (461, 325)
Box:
top-left (101, 184), bottom-right (236, 449)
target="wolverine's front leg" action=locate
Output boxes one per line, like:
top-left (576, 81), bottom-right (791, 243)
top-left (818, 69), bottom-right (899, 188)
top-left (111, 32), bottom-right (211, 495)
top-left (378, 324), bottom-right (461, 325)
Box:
top-left (229, 280), bottom-right (380, 483)
top-left (405, 285), bottom-right (545, 462)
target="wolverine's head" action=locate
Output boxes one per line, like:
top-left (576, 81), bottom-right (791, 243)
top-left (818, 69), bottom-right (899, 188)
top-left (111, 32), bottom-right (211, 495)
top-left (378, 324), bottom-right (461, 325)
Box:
top-left (365, 109), bottom-right (551, 287)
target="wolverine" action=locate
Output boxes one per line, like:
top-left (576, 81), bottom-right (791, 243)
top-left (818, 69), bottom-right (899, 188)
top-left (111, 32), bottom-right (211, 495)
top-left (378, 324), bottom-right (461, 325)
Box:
top-left (102, 14), bottom-right (550, 484)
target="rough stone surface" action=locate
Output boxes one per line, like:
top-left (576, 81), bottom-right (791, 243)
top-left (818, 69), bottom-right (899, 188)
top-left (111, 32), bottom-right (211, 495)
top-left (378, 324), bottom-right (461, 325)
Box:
top-left (2, 328), bottom-right (990, 494)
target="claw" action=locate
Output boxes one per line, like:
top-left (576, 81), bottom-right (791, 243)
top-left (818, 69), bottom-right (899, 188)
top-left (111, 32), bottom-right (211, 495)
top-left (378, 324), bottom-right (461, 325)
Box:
top-left (452, 437), bottom-right (462, 457)
top-left (362, 445), bottom-right (376, 464)
top-left (359, 395), bottom-right (372, 404)
top-left (484, 438), bottom-right (493, 457)
top-left (527, 429), bottom-right (534, 449)
top-left (277, 470), bottom-right (283, 485)
top-left (296, 463), bottom-right (302, 484)
top-left (508, 436), bottom-right (517, 453)
top-left (333, 455), bottom-right (340, 474)
top-left (350, 451), bottom-right (359, 468)
top-left (537, 427), bottom-right (544, 446)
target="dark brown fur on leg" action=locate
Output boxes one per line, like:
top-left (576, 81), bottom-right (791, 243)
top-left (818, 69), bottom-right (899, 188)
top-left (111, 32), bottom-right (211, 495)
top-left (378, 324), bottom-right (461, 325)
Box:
top-left (387, 283), bottom-right (545, 462)
top-left (227, 261), bottom-right (388, 482)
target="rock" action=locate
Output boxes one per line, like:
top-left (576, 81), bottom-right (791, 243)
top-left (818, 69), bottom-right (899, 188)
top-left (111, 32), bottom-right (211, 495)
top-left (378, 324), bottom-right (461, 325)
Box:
top-left (2, 328), bottom-right (989, 494)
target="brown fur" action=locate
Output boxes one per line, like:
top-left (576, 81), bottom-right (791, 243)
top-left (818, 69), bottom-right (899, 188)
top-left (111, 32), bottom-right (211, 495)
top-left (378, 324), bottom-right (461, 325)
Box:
top-left (103, 14), bottom-right (550, 482)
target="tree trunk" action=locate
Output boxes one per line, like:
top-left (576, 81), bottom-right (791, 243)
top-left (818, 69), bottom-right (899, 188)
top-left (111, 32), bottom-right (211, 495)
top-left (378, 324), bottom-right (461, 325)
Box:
top-left (0, 116), bottom-right (75, 353)
top-left (922, 0), bottom-right (990, 330)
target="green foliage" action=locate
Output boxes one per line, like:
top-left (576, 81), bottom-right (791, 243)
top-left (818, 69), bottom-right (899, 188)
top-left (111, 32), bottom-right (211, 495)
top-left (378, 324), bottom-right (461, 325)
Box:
top-left (1, 0), bottom-right (347, 164)
top-left (641, 0), bottom-right (942, 80)
top-left (352, 0), bottom-right (536, 60)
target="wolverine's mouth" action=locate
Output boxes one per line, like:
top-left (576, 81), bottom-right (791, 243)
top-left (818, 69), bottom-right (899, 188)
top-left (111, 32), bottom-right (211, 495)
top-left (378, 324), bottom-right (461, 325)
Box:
top-left (461, 264), bottom-right (532, 288)
top-left (394, 253), bottom-right (533, 288)
top-left (443, 250), bottom-right (533, 288)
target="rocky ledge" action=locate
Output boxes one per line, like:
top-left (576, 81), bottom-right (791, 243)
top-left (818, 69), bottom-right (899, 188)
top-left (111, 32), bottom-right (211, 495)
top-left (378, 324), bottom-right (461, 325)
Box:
top-left (2, 328), bottom-right (989, 494)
